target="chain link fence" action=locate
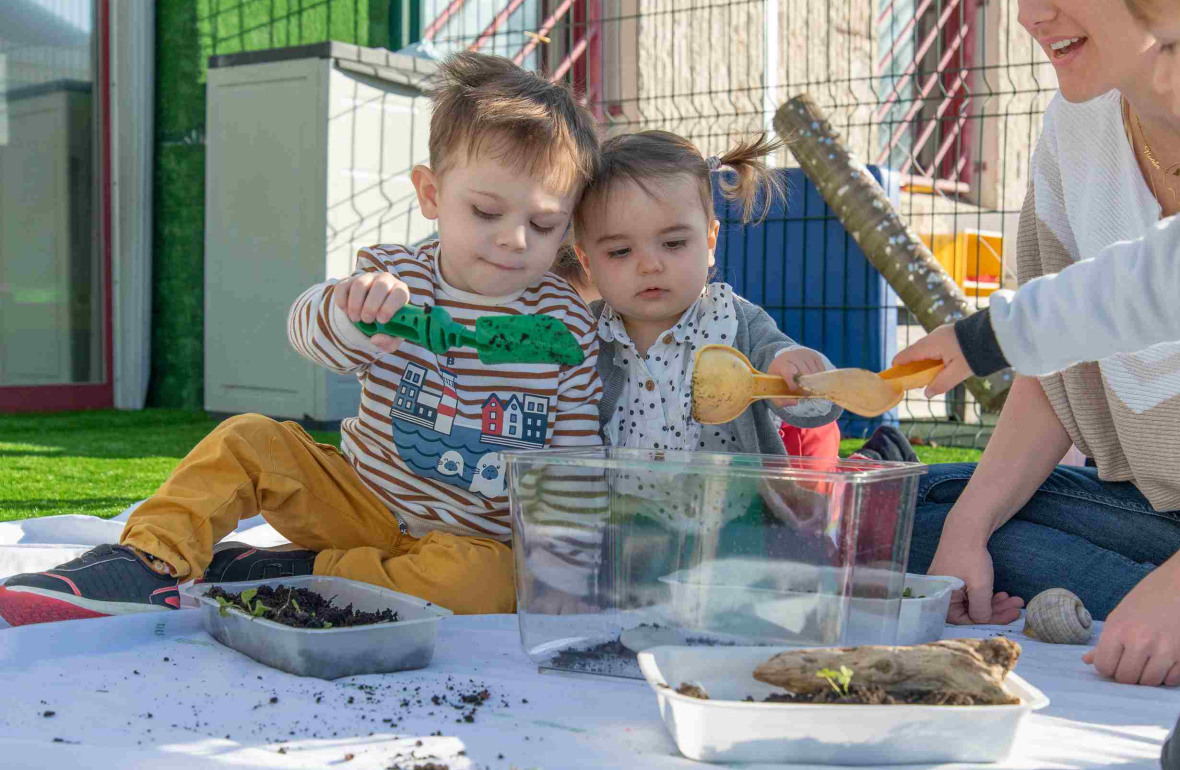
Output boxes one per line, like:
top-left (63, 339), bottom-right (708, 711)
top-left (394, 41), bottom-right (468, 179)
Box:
top-left (423, 0), bottom-right (1061, 446)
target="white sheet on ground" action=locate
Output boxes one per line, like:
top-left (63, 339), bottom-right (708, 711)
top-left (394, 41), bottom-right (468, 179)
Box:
top-left (0, 508), bottom-right (1176, 768)
top-left (0, 611), bottom-right (1174, 770)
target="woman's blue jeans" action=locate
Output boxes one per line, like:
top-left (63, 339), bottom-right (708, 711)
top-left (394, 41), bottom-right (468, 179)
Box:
top-left (907, 463), bottom-right (1180, 620)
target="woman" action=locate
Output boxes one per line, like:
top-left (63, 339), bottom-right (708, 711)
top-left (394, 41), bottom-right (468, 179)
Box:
top-left (908, 0), bottom-right (1180, 687)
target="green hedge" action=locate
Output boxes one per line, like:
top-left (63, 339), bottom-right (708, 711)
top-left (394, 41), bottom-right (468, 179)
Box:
top-left (151, 0), bottom-right (387, 408)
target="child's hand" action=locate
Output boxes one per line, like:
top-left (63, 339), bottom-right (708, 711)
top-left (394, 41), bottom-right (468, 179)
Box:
top-left (334, 272), bottom-right (411, 353)
top-left (892, 324), bottom-right (971, 398)
top-left (768, 348), bottom-right (827, 407)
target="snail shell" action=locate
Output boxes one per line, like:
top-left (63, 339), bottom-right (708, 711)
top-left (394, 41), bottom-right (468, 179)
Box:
top-left (1023, 588), bottom-right (1093, 645)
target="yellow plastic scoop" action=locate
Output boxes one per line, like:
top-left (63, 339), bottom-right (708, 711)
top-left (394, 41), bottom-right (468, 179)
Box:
top-left (690, 345), bottom-right (942, 422)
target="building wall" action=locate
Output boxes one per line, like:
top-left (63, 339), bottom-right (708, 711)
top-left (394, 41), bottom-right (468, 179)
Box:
top-left (151, 0), bottom-right (388, 409)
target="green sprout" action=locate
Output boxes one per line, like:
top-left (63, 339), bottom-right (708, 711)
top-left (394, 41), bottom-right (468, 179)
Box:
top-left (816, 665), bottom-right (854, 697)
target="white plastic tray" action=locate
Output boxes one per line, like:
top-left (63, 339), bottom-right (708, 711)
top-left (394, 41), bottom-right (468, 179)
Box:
top-left (897, 574), bottom-right (963, 645)
top-left (638, 645), bottom-right (1049, 765)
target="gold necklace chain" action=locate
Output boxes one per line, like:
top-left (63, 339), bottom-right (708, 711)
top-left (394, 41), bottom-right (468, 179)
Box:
top-left (1135, 114), bottom-right (1180, 208)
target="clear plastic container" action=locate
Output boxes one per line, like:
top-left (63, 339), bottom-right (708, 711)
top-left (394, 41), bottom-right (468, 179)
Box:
top-left (504, 448), bottom-right (927, 680)
top-left (181, 575), bottom-right (453, 680)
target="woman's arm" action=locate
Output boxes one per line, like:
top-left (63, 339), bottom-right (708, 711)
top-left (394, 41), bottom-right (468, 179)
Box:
top-left (905, 214), bottom-right (1180, 389)
top-left (930, 375), bottom-right (1073, 622)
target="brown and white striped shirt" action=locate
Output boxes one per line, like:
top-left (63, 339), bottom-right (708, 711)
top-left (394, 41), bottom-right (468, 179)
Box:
top-left (288, 241), bottom-right (603, 542)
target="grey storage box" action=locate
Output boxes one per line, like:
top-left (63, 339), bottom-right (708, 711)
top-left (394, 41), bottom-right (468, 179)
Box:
top-left (203, 43), bottom-right (437, 422)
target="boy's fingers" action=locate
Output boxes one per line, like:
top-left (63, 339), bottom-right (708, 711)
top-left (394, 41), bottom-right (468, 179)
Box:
top-left (368, 334), bottom-right (402, 354)
top-left (377, 280), bottom-right (411, 323)
top-left (333, 279), bottom-right (352, 309)
top-left (360, 279), bottom-right (394, 323)
top-left (347, 274), bottom-right (375, 320)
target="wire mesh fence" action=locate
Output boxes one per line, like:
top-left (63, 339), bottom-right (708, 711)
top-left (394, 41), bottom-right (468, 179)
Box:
top-left (182, 0), bottom-right (1063, 443)
top-left (422, 0), bottom-right (1061, 446)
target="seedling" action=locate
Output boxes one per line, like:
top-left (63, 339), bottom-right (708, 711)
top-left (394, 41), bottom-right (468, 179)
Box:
top-left (816, 665), bottom-right (854, 697)
top-left (901, 587), bottom-right (927, 599)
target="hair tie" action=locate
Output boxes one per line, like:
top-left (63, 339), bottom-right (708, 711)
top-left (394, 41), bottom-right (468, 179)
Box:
top-left (705, 156), bottom-right (722, 171)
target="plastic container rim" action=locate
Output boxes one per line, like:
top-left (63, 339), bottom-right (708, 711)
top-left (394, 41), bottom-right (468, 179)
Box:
top-left (502, 447), bottom-right (928, 483)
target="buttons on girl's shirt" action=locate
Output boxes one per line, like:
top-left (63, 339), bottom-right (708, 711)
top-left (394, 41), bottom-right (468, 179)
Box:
top-left (662, 334), bottom-right (674, 345)
top-left (645, 380), bottom-right (655, 391)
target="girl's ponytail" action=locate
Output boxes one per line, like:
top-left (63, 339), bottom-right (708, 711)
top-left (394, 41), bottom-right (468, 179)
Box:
top-left (713, 133), bottom-right (786, 224)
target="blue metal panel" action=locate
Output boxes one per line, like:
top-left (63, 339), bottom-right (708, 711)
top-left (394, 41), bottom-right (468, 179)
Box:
top-left (712, 166), bottom-right (899, 437)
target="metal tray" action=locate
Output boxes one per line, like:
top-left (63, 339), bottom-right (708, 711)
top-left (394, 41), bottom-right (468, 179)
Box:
top-left (180, 575), bottom-right (452, 680)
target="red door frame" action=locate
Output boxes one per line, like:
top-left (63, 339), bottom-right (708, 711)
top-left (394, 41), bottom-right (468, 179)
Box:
top-left (0, 0), bottom-right (115, 413)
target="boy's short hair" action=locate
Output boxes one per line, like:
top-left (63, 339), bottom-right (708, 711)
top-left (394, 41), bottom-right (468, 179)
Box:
top-left (429, 52), bottom-right (600, 195)
top-left (1124, 0), bottom-right (1163, 23)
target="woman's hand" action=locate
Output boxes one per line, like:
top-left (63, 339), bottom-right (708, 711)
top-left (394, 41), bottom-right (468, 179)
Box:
top-left (892, 323), bottom-right (973, 398)
top-left (1084, 554), bottom-right (1180, 686)
top-left (928, 534), bottom-right (1024, 625)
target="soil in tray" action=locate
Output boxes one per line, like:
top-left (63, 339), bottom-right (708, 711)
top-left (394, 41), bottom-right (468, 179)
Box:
top-left (205, 585), bottom-right (399, 630)
top-left (675, 682), bottom-right (983, 705)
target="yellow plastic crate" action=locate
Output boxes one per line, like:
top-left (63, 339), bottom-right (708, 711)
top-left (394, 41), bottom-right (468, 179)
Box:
top-left (920, 229), bottom-right (1004, 298)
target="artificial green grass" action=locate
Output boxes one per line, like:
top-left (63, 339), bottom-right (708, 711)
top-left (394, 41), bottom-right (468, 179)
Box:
top-left (839, 438), bottom-right (984, 465)
top-left (0, 410), bottom-right (338, 522)
top-left (0, 411), bottom-right (982, 522)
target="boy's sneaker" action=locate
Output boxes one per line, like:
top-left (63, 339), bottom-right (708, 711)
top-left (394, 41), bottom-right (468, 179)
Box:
top-left (852, 425), bottom-right (920, 463)
top-left (0, 544), bottom-right (180, 627)
top-left (202, 542), bottom-right (317, 583)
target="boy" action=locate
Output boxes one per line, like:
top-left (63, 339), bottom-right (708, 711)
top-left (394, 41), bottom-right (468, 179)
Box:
top-left (0, 52), bottom-right (603, 626)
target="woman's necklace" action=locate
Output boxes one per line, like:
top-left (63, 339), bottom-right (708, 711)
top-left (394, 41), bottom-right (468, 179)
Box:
top-left (1134, 113), bottom-right (1180, 209)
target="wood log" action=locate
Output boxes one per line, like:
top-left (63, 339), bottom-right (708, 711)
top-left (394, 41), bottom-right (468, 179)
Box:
top-left (773, 94), bottom-right (1012, 412)
top-left (753, 637), bottom-right (1022, 706)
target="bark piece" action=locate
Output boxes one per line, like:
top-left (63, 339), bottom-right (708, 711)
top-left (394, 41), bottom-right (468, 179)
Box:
top-left (753, 637), bottom-right (1022, 706)
top-left (774, 93), bottom-right (1012, 411)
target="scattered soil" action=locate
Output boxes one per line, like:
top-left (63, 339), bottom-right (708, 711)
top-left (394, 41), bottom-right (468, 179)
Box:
top-left (205, 585), bottom-right (398, 629)
top-left (548, 639), bottom-right (639, 677)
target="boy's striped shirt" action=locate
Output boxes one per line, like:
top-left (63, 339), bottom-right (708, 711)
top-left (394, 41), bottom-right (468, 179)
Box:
top-left (289, 241), bottom-right (603, 542)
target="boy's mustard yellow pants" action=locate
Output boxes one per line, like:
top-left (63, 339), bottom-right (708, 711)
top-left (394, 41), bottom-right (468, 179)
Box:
top-left (119, 414), bottom-right (516, 615)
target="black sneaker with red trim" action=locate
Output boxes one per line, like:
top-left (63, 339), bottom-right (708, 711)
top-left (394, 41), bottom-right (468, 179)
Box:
top-left (0, 544), bottom-right (180, 627)
top-left (202, 542), bottom-right (317, 584)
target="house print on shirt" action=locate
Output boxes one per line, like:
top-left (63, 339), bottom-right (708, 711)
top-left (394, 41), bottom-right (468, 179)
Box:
top-left (391, 363), bottom-right (458, 435)
top-left (480, 394), bottom-right (547, 449)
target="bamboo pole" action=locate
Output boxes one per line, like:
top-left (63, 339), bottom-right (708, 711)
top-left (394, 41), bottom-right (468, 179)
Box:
top-left (774, 94), bottom-right (1011, 412)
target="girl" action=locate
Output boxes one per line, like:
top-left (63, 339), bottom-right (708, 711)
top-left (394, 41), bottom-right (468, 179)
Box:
top-left (570, 130), bottom-right (913, 574)
top-left (570, 130), bottom-right (916, 462)
top-left (572, 131), bottom-right (839, 456)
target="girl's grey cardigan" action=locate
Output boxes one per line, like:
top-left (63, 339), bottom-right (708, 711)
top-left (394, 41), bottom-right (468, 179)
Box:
top-left (591, 297), bottom-right (842, 455)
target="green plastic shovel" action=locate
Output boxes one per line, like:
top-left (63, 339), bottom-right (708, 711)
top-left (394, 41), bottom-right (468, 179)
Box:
top-left (355, 305), bottom-right (585, 366)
